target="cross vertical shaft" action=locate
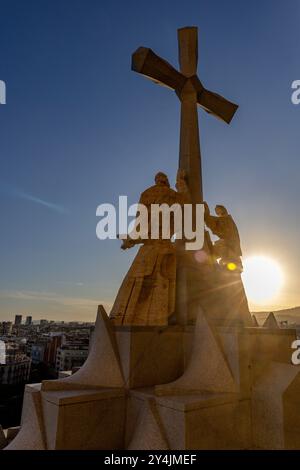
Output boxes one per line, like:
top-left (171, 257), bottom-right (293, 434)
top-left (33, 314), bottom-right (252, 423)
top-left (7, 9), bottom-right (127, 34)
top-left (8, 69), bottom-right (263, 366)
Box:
top-left (177, 27), bottom-right (203, 203)
top-left (179, 88), bottom-right (203, 203)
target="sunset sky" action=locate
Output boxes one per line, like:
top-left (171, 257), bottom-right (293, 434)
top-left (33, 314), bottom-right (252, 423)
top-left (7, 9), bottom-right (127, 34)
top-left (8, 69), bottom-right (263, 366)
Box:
top-left (0, 0), bottom-right (299, 321)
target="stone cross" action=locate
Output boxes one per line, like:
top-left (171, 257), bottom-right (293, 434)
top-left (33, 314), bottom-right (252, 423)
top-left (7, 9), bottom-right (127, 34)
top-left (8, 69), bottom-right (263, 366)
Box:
top-left (131, 26), bottom-right (238, 204)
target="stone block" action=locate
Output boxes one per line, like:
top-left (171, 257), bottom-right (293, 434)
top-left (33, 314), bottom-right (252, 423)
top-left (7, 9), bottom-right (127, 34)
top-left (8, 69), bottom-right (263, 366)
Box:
top-left (251, 362), bottom-right (298, 449)
top-left (115, 325), bottom-right (190, 388)
top-left (127, 388), bottom-right (252, 449)
top-left (219, 326), bottom-right (297, 395)
top-left (248, 328), bottom-right (296, 383)
top-left (283, 371), bottom-right (300, 449)
top-left (41, 388), bottom-right (126, 450)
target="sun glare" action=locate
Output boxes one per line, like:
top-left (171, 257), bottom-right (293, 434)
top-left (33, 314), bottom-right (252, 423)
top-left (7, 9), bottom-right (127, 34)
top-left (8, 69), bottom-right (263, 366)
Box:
top-left (242, 255), bottom-right (284, 305)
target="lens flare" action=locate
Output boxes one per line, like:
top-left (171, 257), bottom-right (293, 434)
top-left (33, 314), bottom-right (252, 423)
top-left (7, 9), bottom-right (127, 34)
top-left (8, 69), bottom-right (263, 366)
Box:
top-left (194, 250), bottom-right (208, 264)
top-left (227, 262), bottom-right (237, 271)
top-left (242, 255), bottom-right (284, 305)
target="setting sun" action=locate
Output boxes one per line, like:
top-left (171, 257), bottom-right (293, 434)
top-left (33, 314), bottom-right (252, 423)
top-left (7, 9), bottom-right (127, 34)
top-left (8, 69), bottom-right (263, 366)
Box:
top-left (242, 255), bottom-right (284, 305)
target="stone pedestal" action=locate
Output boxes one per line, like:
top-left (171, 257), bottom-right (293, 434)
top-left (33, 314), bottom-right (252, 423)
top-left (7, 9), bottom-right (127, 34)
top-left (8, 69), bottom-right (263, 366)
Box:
top-left (5, 307), bottom-right (300, 450)
top-left (41, 388), bottom-right (126, 450)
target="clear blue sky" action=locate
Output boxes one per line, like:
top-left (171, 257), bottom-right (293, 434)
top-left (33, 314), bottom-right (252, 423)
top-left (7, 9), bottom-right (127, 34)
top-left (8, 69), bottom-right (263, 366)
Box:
top-left (0, 0), bottom-right (299, 321)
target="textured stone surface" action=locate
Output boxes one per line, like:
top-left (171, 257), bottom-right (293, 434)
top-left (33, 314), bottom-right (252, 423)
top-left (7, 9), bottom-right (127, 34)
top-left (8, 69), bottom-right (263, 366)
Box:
top-left (249, 327), bottom-right (296, 384)
top-left (128, 388), bottom-right (251, 449)
top-left (185, 397), bottom-right (251, 449)
top-left (156, 309), bottom-right (237, 395)
top-left (115, 325), bottom-right (187, 388)
top-left (41, 388), bottom-right (126, 450)
top-left (283, 372), bottom-right (300, 449)
top-left (127, 399), bottom-right (169, 450)
top-left (111, 242), bottom-right (176, 326)
top-left (252, 362), bottom-right (299, 449)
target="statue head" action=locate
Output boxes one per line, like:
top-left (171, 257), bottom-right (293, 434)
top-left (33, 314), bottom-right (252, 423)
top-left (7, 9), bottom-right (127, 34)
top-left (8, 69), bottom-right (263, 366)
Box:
top-left (215, 205), bottom-right (228, 216)
top-left (155, 172), bottom-right (170, 187)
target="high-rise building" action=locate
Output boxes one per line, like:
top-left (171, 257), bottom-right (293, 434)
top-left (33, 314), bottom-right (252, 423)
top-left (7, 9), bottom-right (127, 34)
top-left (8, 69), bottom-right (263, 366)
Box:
top-left (25, 316), bottom-right (32, 326)
top-left (14, 315), bottom-right (22, 326)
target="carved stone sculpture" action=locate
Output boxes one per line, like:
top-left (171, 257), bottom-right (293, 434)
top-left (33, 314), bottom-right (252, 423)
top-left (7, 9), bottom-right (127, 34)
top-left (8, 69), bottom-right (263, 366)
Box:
top-left (204, 202), bottom-right (243, 270)
top-left (110, 172), bottom-right (186, 326)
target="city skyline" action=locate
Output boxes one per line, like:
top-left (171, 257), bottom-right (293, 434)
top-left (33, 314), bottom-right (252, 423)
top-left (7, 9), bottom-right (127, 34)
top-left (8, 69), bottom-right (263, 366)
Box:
top-left (1, 0), bottom-right (300, 321)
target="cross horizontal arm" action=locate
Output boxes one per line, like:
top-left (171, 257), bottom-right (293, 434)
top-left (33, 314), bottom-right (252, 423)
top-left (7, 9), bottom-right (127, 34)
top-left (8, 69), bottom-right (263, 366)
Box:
top-left (132, 47), bottom-right (186, 91)
top-left (131, 46), bottom-right (238, 124)
top-left (197, 88), bottom-right (238, 124)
